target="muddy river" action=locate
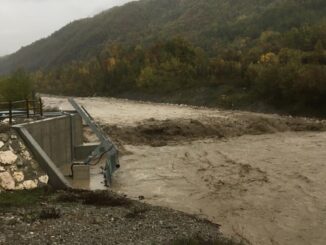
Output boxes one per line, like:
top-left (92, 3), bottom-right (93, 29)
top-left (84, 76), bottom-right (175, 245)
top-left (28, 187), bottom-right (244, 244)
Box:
top-left (43, 96), bottom-right (326, 245)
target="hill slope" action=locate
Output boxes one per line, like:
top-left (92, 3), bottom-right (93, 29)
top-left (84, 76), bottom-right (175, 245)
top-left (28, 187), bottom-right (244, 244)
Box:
top-left (0, 0), bottom-right (325, 74)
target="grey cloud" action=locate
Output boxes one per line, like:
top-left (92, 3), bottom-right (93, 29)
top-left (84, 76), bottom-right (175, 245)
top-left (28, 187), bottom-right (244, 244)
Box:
top-left (0, 0), bottom-right (133, 56)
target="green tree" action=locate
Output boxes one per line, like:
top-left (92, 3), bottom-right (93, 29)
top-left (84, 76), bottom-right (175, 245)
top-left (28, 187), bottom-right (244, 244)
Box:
top-left (0, 69), bottom-right (34, 101)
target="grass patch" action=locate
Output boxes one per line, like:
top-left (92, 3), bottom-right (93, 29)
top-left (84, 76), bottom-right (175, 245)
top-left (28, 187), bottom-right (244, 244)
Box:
top-left (56, 189), bottom-right (131, 207)
top-left (0, 188), bottom-right (131, 208)
top-left (0, 188), bottom-right (52, 208)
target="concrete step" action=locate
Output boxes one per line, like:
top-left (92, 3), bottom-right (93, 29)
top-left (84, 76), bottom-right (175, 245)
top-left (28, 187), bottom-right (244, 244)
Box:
top-left (74, 142), bottom-right (100, 161)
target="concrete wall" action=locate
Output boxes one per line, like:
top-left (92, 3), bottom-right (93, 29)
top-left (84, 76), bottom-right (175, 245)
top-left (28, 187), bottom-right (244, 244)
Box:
top-left (22, 114), bottom-right (82, 167)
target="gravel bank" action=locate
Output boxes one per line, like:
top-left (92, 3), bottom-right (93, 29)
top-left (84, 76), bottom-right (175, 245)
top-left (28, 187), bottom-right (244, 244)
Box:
top-left (0, 189), bottom-right (236, 245)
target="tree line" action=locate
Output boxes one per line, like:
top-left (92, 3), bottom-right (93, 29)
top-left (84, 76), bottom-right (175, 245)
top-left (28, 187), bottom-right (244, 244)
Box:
top-left (29, 21), bottom-right (326, 116)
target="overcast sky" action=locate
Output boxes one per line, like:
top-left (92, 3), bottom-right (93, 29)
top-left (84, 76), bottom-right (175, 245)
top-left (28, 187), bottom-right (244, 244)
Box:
top-left (0, 0), bottom-right (133, 56)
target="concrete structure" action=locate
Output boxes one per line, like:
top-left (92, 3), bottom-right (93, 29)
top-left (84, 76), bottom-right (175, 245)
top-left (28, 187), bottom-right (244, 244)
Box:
top-left (13, 113), bottom-right (100, 189)
top-left (19, 115), bottom-right (83, 167)
top-left (74, 142), bottom-right (99, 161)
top-left (72, 165), bottom-right (90, 180)
top-left (14, 125), bottom-right (71, 189)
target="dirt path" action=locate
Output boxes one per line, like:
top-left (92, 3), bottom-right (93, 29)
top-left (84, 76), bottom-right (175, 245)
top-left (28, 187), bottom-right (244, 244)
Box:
top-left (43, 96), bottom-right (326, 245)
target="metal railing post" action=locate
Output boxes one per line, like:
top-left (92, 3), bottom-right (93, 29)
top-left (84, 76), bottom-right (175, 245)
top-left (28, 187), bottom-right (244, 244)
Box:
top-left (9, 101), bottom-right (12, 124)
top-left (39, 98), bottom-right (43, 117)
top-left (33, 99), bottom-right (36, 116)
top-left (26, 99), bottom-right (30, 118)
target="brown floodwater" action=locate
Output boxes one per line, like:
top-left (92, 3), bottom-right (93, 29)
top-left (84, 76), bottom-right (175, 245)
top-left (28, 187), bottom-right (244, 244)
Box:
top-left (44, 96), bottom-right (326, 245)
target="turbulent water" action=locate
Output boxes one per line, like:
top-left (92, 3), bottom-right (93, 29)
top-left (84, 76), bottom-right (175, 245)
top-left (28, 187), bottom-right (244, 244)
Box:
top-left (44, 95), bottom-right (326, 245)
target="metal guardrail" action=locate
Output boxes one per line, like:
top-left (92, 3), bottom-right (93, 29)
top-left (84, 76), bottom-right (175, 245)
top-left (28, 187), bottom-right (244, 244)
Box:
top-left (68, 98), bottom-right (119, 186)
top-left (0, 98), bottom-right (43, 124)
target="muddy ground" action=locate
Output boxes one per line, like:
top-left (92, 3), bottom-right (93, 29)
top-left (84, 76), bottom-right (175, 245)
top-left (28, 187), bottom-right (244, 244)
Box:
top-left (43, 96), bottom-right (326, 245)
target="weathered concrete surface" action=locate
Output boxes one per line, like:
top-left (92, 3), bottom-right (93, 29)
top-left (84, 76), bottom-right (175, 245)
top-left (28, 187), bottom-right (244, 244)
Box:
top-left (74, 142), bottom-right (99, 161)
top-left (19, 115), bottom-right (82, 167)
top-left (14, 126), bottom-right (70, 189)
top-left (11, 115), bottom-right (83, 189)
top-left (11, 113), bottom-right (97, 189)
top-left (72, 165), bottom-right (90, 180)
top-left (59, 162), bottom-right (107, 190)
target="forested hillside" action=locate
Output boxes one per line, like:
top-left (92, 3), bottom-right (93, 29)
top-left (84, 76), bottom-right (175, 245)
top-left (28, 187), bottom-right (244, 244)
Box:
top-left (0, 0), bottom-right (326, 116)
top-left (0, 0), bottom-right (325, 73)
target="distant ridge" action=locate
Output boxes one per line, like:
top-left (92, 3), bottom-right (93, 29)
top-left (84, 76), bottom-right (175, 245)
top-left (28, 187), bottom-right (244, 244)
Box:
top-left (0, 0), bottom-right (325, 74)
